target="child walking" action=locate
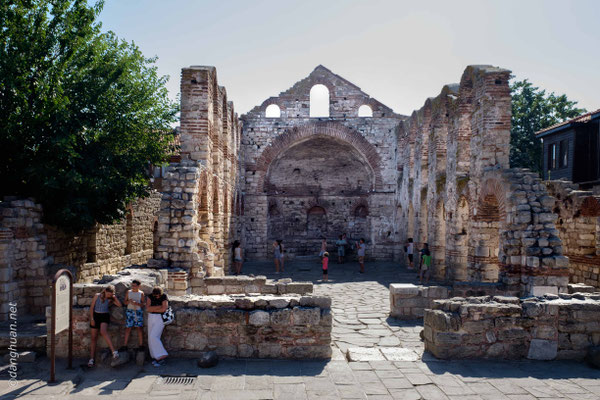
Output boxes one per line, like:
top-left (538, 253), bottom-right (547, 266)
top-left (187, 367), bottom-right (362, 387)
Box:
top-left (88, 285), bottom-right (122, 368)
top-left (123, 279), bottom-right (145, 350)
top-left (322, 252), bottom-right (329, 282)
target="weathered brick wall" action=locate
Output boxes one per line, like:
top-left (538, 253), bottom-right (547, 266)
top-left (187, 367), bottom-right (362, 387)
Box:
top-left (153, 66), bottom-right (242, 277)
top-left (50, 293), bottom-right (332, 360)
top-left (396, 65), bottom-right (569, 296)
top-left (423, 293), bottom-right (600, 360)
top-left (240, 65), bottom-right (405, 260)
top-left (545, 180), bottom-right (600, 287)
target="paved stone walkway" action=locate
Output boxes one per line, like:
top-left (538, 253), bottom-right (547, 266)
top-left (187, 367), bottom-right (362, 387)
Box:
top-left (2, 260), bottom-right (600, 399)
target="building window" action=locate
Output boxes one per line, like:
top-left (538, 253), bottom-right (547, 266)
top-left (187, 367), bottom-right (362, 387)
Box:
top-left (559, 139), bottom-right (569, 168)
top-left (309, 84), bottom-right (329, 117)
top-left (265, 104), bottom-right (281, 118)
top-left (358, 105), bottom-right (373, 117)
top-left (549, 143), bottom-right (557, 170)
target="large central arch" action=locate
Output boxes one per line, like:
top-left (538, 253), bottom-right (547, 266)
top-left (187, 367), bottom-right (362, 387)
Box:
top-left (254, 122), bottom-right (384, 192)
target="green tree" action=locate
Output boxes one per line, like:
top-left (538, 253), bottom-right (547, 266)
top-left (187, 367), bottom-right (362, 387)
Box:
top-left (510, 79), bottom-right (585, 175)
top-left (0, 0), bottom-right (178, 231)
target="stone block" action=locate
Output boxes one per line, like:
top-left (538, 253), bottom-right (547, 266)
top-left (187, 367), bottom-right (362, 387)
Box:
top-left (530, 286), bottom-right (558, 297)
top-left (389, 283), bottom-right (419, 298)
top-left (249, 310), bottom-right (270, 326)
top-left (527, 339), bottom-right (557, 360)
top-left (292, 307), bottom-right (320, 326)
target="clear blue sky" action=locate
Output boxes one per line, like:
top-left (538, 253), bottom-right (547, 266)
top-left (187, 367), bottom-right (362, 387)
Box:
top-left (98, 0), bottom-right (599, 116)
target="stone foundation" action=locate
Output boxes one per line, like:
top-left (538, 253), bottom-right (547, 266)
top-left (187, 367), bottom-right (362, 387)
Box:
top-left (49, 292), bottom-right (332, 360)
top-left (423, 293), bottom-right (600, 360)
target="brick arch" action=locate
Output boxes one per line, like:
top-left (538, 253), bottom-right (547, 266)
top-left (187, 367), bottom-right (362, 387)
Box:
top-left (255, 122), bottom-right (384, 191)
top-left (350, 197), bottom-right (369, 217)
top-left (476, 177), bottom-right (509, 222)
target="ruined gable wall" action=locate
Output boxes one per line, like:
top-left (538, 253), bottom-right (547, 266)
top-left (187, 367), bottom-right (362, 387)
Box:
top-left (241, 67), bottom-right (404, 260)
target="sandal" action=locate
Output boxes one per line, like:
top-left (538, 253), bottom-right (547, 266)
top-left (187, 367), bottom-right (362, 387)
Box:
top-left (87, 358), bottom-right (95, 367)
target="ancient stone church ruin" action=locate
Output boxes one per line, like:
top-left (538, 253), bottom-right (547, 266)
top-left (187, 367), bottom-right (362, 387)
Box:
top-left (2, 63), bottom-right (600, 331)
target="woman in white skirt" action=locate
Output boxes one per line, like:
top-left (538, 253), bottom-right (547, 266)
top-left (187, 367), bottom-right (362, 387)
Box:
top-left (146, 286), bottom-right (169, 367)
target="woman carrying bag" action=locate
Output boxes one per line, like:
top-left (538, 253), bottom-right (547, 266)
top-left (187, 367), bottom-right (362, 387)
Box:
top-left (146, 286), bottom-right (169, 367)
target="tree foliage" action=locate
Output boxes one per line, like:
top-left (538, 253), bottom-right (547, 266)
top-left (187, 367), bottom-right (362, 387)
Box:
top-left (510, 78), bottom-right (585, 175)
top-left (0, 0), bottom-right (178, 231)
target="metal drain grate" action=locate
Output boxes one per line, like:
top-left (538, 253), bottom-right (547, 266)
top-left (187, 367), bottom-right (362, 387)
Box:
top-left (158, 376), bottom-right (196, 386)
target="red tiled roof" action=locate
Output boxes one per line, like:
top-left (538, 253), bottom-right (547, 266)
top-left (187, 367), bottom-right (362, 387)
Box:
top-left (536, 108), bottom-right (600, 136)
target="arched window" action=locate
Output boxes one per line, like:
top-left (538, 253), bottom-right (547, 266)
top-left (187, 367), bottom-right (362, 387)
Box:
top-left (354, 205), bottom-right (368, 218)
top-left (265, 104), bottom-right (281, 118)
top-left (358, 104), bottom-right (373, 117)
top-left (309, 84), bottom-right (329, 117)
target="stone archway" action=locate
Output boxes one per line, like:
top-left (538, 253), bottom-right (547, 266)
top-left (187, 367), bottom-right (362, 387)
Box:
top-left (254, 122), bottom-right (384, 192)
top-left (254, 123), bottom-right (380, 257)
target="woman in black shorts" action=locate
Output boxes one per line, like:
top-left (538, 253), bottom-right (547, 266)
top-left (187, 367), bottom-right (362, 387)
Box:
top-left (88, 285), bottom-right (122, 367)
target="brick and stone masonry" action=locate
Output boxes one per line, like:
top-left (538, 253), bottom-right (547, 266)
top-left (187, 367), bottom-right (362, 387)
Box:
top-left (49, 273), bottom-right (331, 360)
top-left (423, 293), bottom-right (600, 361)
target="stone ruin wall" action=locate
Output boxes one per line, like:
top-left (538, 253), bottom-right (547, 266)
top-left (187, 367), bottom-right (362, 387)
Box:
top-left (50, 272), bottom-right (331, 360)
top-left (396, 66), bottom-right (569, 296)
top-left (423, 293), bottom-right (600, 361)
top-left (240, 66), bottom-right (404, 260)
top-left (0, 193), bottom-right (161, 320)
top-left (545, 180), bottom-right (600, 288)
top-left (151, 66), bottom-right (243, 281)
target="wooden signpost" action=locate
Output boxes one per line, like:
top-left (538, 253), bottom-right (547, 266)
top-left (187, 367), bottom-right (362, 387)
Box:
top-left (50, 269), bottom-right (73, 383)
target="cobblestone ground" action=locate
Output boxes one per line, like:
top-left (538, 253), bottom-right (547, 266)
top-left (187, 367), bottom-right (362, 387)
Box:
top-left (2, 259), bottom-right (600, 399)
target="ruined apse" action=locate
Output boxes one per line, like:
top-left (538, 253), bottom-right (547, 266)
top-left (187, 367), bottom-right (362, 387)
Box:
top-left (240, 66), bottom-right (406, 260)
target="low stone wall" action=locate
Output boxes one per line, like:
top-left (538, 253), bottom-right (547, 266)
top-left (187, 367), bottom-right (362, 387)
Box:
top-left (49, 293), bottom-right (332, 360)
top-left (73, 270), bottom-right (314, 303)
top-left (423, 294), bottom-right (600, 360)
top-left (191, 276), bottom-right (313, 296)
top-left (389, 282), bottom-right (522, 320)
top-left (389, 284), bottom-right (449, 319)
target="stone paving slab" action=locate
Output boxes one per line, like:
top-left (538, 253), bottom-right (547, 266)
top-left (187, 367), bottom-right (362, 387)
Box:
top-left (2, 261), bottom-right (600, 399)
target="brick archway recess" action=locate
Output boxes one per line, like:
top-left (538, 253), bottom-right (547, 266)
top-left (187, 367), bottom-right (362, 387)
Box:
top-left (254, 122), bottom-right (384, 192)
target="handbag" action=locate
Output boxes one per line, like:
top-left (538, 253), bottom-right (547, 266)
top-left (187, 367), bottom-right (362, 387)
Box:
top-left (162, 306), bottom-right (175, 325)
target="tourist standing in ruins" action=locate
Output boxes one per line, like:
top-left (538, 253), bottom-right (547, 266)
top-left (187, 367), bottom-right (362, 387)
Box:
top-left (319, 237), bottom-right (327, 260)
top-left (88, 285), bottom-right (122, 368)
top-left (232, 240), bottom-right (243, 275)
top-left (273, 240), bottom-right (285, 273)
top-left (356, 238), bottom-right (366, 273)
top-left (146, 286), bottom-right (169, 367)
top-left (419, 243), bottom-right (431, 284)
top-left (405, 238), bottom-right (414, 270)
top-left (336, 234), bottom-right (347, 264)
top-left (123, 279), bottom-right (145, 351)
top-left (322, 252), bottom-right (329, 282)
